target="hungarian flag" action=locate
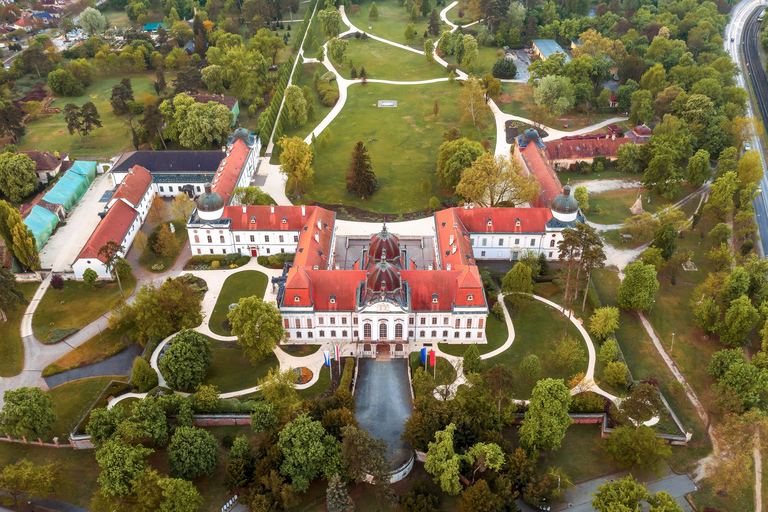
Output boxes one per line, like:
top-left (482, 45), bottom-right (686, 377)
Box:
top-left (420, 347), bottom-right (427, 363)
top-left (334, 345), bottom-right (340, 361)
top-left (323, 350), bottom-right (330, 366)
top-left (429, 350), bottom-right (436, 367)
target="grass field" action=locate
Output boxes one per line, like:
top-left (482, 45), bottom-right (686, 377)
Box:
top-left (486, 298), bottom-right (588, 399)
top-left (43, 327), bottom-right (134, 377)
top-left (203, 341), bottom-right (279, 393)
top-left (297, 365), bottom-right (331, 399)
top-left (558, 170), bottom-right (640, 184)
top-left (0, 282), bottom-right (38, 377)
top-left (438, 310), bottom-right (508, 356)
top-left (533, 424), bottom-right (618, 482)
top-left (138, 220), bottom-right (189, 273)
top-left (332, 38), bottom-right (448, 81)
top-left (443, 45), bottom-right (503, 76)
top-left (279, 62), bottom-right (335, 143)
top-left (585, 186), bottom-right (697, 225)
top-left (352, 0), bottom-right (450, 47)
top-left (47, 376), bottom-right (128, 440)
top-left (208, 270), bottom-right (268, 336)
top-left (301, 81), bottom-right (495, 213)
top-left (32, 274), bottom-right (136, 343)
top-left (18, 74), bottom-right (158, 158)
top-left (409, 351), bottom-right (456, 394)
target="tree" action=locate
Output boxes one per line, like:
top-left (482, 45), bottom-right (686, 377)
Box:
top-left (154, 224), bottom-right (180, 258)
top-left (346, 141), bottom-right (377, 199)
top-left (424, 38), bottom-right (435, 63)
top-left (534, 75), bottom-right (574, 117)
top-left (709, 223), bottom-right (733, 246)
top-left (421, 179), bottom-right (433, 200)
top-left (368, 1), bottom-right (379, 19)
top-left (519, 378), bottom-right (572, 451)
top-left (79, 7), bottom-right (107, 35)
top-left (327, 474), bottom-right (354, 512)
top-left (340, 425), bottom-right (395, 508)
top-left (130, 357), bottom-right (158, 393)
top-left (687, 149), bottom-right (711, 187)
top-left (591, 475), bottom-right (649, 512)
top-left (520, 354), bottom-right (541, 383)
top-left (0, 103), bottom-right (25, 142)
top-left (259, 367), bottom-right (301, 421)
top-left (551, 336), bottom-right (586, 372)
top-left (228, 296), bottom-right (283, 364)
top-left (574, 185), bottom-right (589, 212)
top-left (82, 267), bottom-right (98, 289)
top-left (22, 101), bottom-right (42, 120)
top-left (455, 153), bottom-right (539, 207)
top-left (278, 413), bottom-right (341, 493)
top-left (80, 101), bottom-right (102, 141)
top-left (458, 76), bottom-right (490, 127)
top-left (285, 85), bottom-right (307, 128)
top-left (616, 142), bottom-right (643, 174)
top-left (278, 136), bottom-right (314, 199)
top-left (615, 383), bottom-right (664, 432)
top-left (201, 65), bottom-right (224, 95)
top-left (95, 438), bottom-right (153, 496)
top-left (250, 401), bottom-right (278, 433)
top-left (617, 262), bottom-right (659, 311)
top-left (501, 263), bottom-right (533, 309)
top-left (48, 70), bottom-right (83, 96)
top-left (0, 153), bottom-right (36, 203)
top-left (149, 195), bottom-right (168, 224)
top-left (480, 73), bottom-right (502, 102)
top-left (10, 223), bottom-right (40, 270)
top-left (0, 387), bottom-right (56, 440)
top-left (604, 361), bottom-right (627, 386)
top-left (123, 396), bottom-right (169, 446)
top-left (327, 37), bottom-right (348, 63)
top-left (457, 479), bottom-right (503, 511)
top-left (158, 477), bottom-right (203, 512)
top-left (167, 426), bottom-right (220, 480)
top-left (404, 23), bottom-right (417, 43)
top-left (424, 423), bottom-right (463, 495)
top-left (0, 267), bottom-right (27, 321)
top-left (436, 137), bottom-right (484, 190)
top-left (159, 329), bottom-right (214, 391)
top-left (0, 459), bottom-right (62, 508)
top-left (556, 227), bottom-right (582, 335)
top-left (111, 79), bottom-right (134, 115)
top-left (249, 29), bottom-right (284, 66)
top-left (589, 307), bottom-right (619, 340)
top-left (140, 103), bottom-right (167, 149)
top-left (721, 295), bottom-right (760, 347)
top-left (170, 194), bottom-right (195, 222)
top-left (98, 241), bottom-right (127, 298)
top-left (492, 57), bottom-right (516, 79)
top-left (603, 424), bottom-right (671, 475)
top-left (462, 344), bottom-right (481, 373)
top-left (651, 222), bottom-right (677, 261)
top-left (598, 339), bottom-right (619, 366)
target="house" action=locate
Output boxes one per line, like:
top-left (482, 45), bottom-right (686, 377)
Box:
top-left (531, 39), bottom-right (571, 62)
top-left (109, 165), bottom-right (155, 223)
top-left (31, 12), bottom-right (54, 24)
top-left (626, 124), bottom-right (652, 144)
top-left (190, 94), bottom-right (240, 126)
top-left (513, 129), bottom-right (563, 207)
top-left (544, 136), bottom-right (627, 168)
top-left (19, 150), bottom-right (69, 184)
top-left (12, 18), bottom-right (33, 31)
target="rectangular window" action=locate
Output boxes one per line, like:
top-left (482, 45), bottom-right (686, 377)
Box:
top-left (479, 319), bottom-right (484, 328)
top-left (319, 330), bottom-right (325, 337)
top-left (285, 332), bottom-right (290, 339)
top-left (420, 318), bottom-right (426, 325)
top-left (455, 319), bottom-right (460, 328)
top-left (197, 249), bottom-right (201, 254)
top-left (482, 238), bottom-right (488, 246)
top-left (279, 235), bottom-right (284, 242)
top-left (515, 238), bottom-right (520, 245)
top-left (481, 251), bottom-right (486, 257)
top-left (307, 319), bottom-right (312, 328)
top-left (159, 186), bottom-right (164, 192)
top-left (531, 239), bottom-right (536, 247)
top-left (499, 239), bottom-right (504, 246)
top-left (284, 319), bottom-right (290, 328)
top-left (169, 186), bottom-right (173, 192)
top-left (454, 331), bottom-right (459, 338)
top-left (319, 317), bottom-right (324, 325)
top-left (550, 239), bottom-right (555, 247)
top-left (467, 319), bottom-right (472, 328)
top-left (250, 235), bottom-right (255, 242)
top-left (478, 332), bottom-right (482, 338)
top-left (409, 331), bottom-right (414, 337)
top-left (294, 236), bottom-right (299, 242)
top-left (265, 235), bottom-right (270, 242)
top-left (353, 318), bottom-right (358, 325)
top-left (443, 330), bottom-right (448, 337)
top-left (549, 251), bottom-right (553, 257)
top-left (196, 186), bottom-right (201, 192)
top-left (235, 235), bottom-right (240, 242)
top-left (220, 236), bottom-right (225, 243)
top-left (342, 330), bottom-right (347, 337)
top-left (409, 318), bottom-right (414, 325)
top-left (465, 332), bottom-right (471, 338)
top-left (443, 317), bottom-right (449, 325)
top-left (308, 332), bottom-right (313, 338)
top-left (330, 317), bottom-right (336, 325)
top-left (296, 331), bottom-right (302, 338)
top-left (471, 238), bottom-right (475, 246)
top-left (266, 248), bottom-right (271, 254)
top-left (331, 330), bottom-right (336, 337)
top-left (431, 317), bottom-right (437, 325)
top-left (222, 249), bottom-right (226, 254)
top-left (342, 317), bottom-right (347, 325)
top-left (420, 331), bottom-right (425, 337)
top-left (210, 249), bottom-right (214, 254)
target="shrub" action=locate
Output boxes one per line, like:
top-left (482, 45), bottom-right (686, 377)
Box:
top-left (570, 392), bottom-right (605, 412)
top-left (339, 358), bottom-right (354, 391)
top-left (159, 330), bottom-right (214, 391)
top-left (257, 256), bottom-right (269, 266)
top-left (605, 361), bottom-right (628, 386)
top-left (51, 274), bottom-right (64, 290)
top-left (211, 260), bottom-right (220, 269)
top-left (321, 88), bottom-right (339, 107)
top-left (491, 301), bottom-right (504, 318)
top-left (130, 357), bottom-right (159, 392)
top-left (234, 256), bottom-right (250, 267)
top-left (492, 57), bottom-right (516, 78)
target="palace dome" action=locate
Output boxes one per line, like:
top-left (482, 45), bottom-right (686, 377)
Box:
top-left (523, 128), bottom-right (541, 142)
top-left (550, 185), bottom-right (580, 222)
top-left (232, 127), bottom-right (250, 142)
top-left (196, 182), bottom-right (225, 221)
top-left (366, 261), bottom-right (401, 294)
top-left (368, 224), bottom-right (400, 263)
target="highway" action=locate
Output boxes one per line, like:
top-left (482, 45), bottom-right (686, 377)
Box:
top-left (726, 0), bottom-right (768, 256)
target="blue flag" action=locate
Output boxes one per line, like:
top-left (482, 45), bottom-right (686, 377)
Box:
top-left (323, 350), bottom-right (331, 366)
top-left (420, 347), bottom-right (427, 363)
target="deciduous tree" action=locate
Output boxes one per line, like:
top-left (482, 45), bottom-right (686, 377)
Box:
top-left (455, 153), bottom-right (539, 207)
top-left (159, 329), bottom-right (214, 391)
top-left (167, 426), bottom-right (220, 480)
top-left (259, 367), bottom-right (301, 421)
top-left (278, 413), bottom-right (341, 493)
top-left (95, 438), bottom-right (153, 496)
top-left (520, 354), bottom-right (541, 383)
top-left (0, 387), bottom-right (56, 440)
top-left (519, 378), bottom-right (572, 451)
top-left (80, 101), bottom-right (102, 140)
top-left (436, 137), bottom-right (484, 191)
top-left (534, 75), bottom-right (574, 117)
top-left (617, 262), bottom-right (658, 311)
top-left (501, 263), bottom-right (533, 309)
top-left (278, 136), bottom-right (314, 199)
top-left (0, 152), bottom-right (36, 203)
top-left (0, 266), bottom-right (27, 321)
top-left (170, 194), bottom-right (195, 222)
top-left (603, 424), bottom-right (671, 475)
top-left (285, 85), bottom-right (307, 127)
top-left (228, 296), bottom-right (284, 364)
top-left (458, 76), bottom-right (490, 127)
top-left (589, 307), bottom-right (619, 340)
top-left (340, 425), bottom-right (396, 508)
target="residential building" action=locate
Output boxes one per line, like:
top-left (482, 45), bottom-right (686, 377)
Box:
top-left (19, 150), bottom-right (70, 184)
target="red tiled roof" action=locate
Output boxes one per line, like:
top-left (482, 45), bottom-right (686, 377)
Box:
top-left (226, 205), bottom-right (317, 231)
top-left (211, 139), bottom-right (249, 205)
top-left (434, 209), bottom-right (475, 269)
top-left (633, 124), bottom-right (652, 136)
top-left (76, 201), bottom-right (138, 263)
top-left (112, 165), bottom-right (152, 207)
top-left (405, 268), bottom-right (485, 310)
top-left (292, 207), bottom-right (335, 270)
top-left (544, 138), bottom-right (625, 161)
top-left (18, 150), bottom-right (66, 172)
top-left (191, 94), bottom-right (238, 110)
top-left (286, 268), bottom-right (366, 310)
top-left (521, 144), bottom-right (562, 206)
top-left (454, 266), bottom-right (485, 307)
top-left (453, 206), bottom-right (552, 233)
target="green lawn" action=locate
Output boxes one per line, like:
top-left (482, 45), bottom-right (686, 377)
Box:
top-left (0, 282), bottom-right (38, 377)
top-left (443, 45), bottom-right (504, 76)
top-left (534, 424), bottom-right (618, 482)
top-left (202, 342), bottom-right (279, 393)
top-left (208, 270), bottom-right (268, 336)
top-left (47, 376), bottom-right (129, 441)
top-left (352, 0), bottom-right (450, 47)
top-left (439, 310), bottom-right (508, 356)
top-left (297, 365), bottom-right (331, 399)
top-left (409, 352), bottom-right (456, 397)
top-left (18, 74), bottom-right (158, 158)
top-left (558, 170), bottom-right (641, 184)
top-left (280, 344), bottom-right (323, 356)
top-left (485, 298), bottom-right (588, 399)
top-left (32, 274), bottom-right (137, 343)
top-left (585, 186), bottom-right (696, 225)
top-left (301, 81), bottom-right (495, 213)
top-left (332, 38), bottom-right (448, 81)
top-left (138, 220), bottom-right (189, 273)
top-left (43, 327), bottom-right (134, 377)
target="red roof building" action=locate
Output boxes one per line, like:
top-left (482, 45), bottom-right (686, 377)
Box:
top-left (112, 165), bottom-right (153, 209)
top-left (73, 200), bottom-right (141, 279)
top-left (544, 137), bottom-right (627, 166)
top-left (517, 144), bottom-right (562, 207)
top-left (210, 139), bottom-right (250, 205)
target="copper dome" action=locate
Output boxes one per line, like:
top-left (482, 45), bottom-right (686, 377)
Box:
top-left (366, 261), bottom-right (401, 293)
top-left (369, 224), bottom-right (400, 263)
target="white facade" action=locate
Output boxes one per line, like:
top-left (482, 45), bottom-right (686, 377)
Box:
top-left (189, 227), bottom-right (300, 257)
top-left (471, 231), bottom-right (565, 261)
top-left (72, 214), bottom-right (142, 279)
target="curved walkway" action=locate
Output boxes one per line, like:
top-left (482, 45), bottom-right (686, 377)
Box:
top-left (439, 1), bottom-right (484, 31)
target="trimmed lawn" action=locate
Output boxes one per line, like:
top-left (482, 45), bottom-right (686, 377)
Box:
top-left (138, 220), bottom-right (189, 273)
top-left (486, 298), bottom-right (588, 399)
top-left (202, 341), bottom-right (279, 393)
top-left (535, 424), bottom-right (618, 482)
top-left (43, 327), bottom-right (134, 377)
top-left (352, 0), bottom-right (450, 47)
top-left (32, 274), bottom-right (137, 343)
top-left (280, 344), bottom-right (322, 356)
top-left (332, 38), bottom-right (449, 81)
top-left (280, 62), bottom-right (335, 143)
top-left (47, 376), bottom-right (129, 440)
top-left (297, 365), bottom-right (331, 399)
top-left (18, 74), bottom-right (158, 158)
top-left (558, 170), bottom-right (643, 185)
top-left (586, 186), bottom-right (696, 225)
top-left (409, 351), bottom-right (456, 394)
top-left (208, 270), bottom-right (268, 336)
top-left (443, 45), bottom-right (504, 77)
top-left (302, 81), bottom-right (495, 213)
top-left (439, 310), bottom-right (508, 356)
top-left (0, 282), bottom-right (39, 377)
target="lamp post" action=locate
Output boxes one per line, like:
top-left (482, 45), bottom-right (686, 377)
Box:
top-left (670, 332), bottom-right (675, 354)
top-left (649, 299), bottom-right (656, 315)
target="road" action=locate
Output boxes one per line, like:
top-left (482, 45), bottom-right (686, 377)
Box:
top-left (727, 0), bottom-right (768, 256)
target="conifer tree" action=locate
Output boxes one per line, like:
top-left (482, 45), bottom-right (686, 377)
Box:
top-left (345, 141), bottom-right (377, 199)
top-left (326, 474), bottom-right (354, 512)
top-left (368, 1), bottom-right (378, 19)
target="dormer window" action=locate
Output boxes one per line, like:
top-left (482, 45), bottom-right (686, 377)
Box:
top-left (432, 293), bottom-right (438, 303)
top-left (468, 294), bottom-right (474, 301)
top-left (282, 217), bottom-right (287, 224)
top-left (294, 295), bottom-right (300, 302)
top-left (515, 219), bottom-right (521, 227)
top-left (250, 216), bottom-right (256, 224)
top-left (487, 218), bottom-right (492, 227)
top-left (330, 295), bottom-right (336, 304)
top-left (381, 280), bottom-right (386, 289)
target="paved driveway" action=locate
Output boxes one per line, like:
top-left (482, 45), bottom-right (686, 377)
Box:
top-left (355, 359), bottom-right (413, 469)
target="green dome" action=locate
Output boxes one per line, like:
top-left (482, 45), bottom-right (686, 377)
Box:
top-left (550, 185), bottom-right (579, 215)
top-left (233, 127), bottom-right (249, 142)
top-left (196, 183), bottom-right (225, 213)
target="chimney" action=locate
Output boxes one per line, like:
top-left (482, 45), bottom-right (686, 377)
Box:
top-left (242, 205), bottom-right (246, 214)
top-left (270, 205), bottom-right (275, 214)
top-left (314, 232), bottom-right (319, 243)
top-left (301, 205), bottom-right (306, 216)
top-left (463, 203), bottom-right (468, 210)
top-left (469, 202), bottom-right (474, 210)
top-left (317, 219), bottom-right (322, 230)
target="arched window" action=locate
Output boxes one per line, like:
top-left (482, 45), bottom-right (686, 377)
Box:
top-left (194, 235), bottom-right (199, 243)
top-left (395, 323), bottom-right (403, 339)
top-left (363, 323), bottom-right (371, 339)
top-left (379, 322), bottom-right (387, 340)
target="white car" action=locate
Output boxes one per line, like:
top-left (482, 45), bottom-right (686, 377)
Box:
top-left (745, 142), bottom-right (752, 151)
